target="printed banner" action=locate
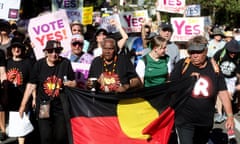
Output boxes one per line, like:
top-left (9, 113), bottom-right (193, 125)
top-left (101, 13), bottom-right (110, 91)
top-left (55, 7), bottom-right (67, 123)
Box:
top-left (171, 17), bottom-right (205, 41)
top-left (51, 0), bottom-right (83, 22)
top-left (119, 10), bottom-right (148, 33)
top-left (156, 0), bottom-right (186, 14)
top-left (0, 0), bottom-right (21, 20)
top-left (28, 10), bottom-right (72, 60)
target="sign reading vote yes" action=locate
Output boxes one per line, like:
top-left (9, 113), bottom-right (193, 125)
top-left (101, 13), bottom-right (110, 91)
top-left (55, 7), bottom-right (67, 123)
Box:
top-left (171, 17), bottom-right (204, 42)
top-left (28, 10), bottom-right (72, 60)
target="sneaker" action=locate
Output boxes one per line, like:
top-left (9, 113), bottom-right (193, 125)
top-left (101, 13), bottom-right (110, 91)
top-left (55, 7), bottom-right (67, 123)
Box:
top-left (0, 132), bottom-right (7, 141)
top-left (214, 114), bottom-right (225, 123)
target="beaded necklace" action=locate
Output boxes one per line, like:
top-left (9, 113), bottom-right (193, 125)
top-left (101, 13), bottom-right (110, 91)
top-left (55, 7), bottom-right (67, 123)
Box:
top-left (103, 56), bottom-right (117, 75)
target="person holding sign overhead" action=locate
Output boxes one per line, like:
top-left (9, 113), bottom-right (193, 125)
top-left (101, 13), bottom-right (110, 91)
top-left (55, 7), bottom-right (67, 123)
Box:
top-left (87, 19), bottom-right (128, 57)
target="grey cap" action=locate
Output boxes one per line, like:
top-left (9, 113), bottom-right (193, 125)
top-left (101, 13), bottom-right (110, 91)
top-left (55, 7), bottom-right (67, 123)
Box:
top-left (188, 44), bottom-right (206, 51)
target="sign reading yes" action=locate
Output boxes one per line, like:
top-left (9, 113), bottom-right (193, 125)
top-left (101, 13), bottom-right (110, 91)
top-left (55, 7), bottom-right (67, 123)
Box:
top-left (156, 0), bottom-right (185, 14)
top-left (171, 17), bottom-right (204, 41)
top-left (119, 10), bottom-right (148, 33)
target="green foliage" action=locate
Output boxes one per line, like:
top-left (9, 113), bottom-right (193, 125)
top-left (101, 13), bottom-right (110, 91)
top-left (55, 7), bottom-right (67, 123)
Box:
top-left (186, 0), bottom-right (240, 27)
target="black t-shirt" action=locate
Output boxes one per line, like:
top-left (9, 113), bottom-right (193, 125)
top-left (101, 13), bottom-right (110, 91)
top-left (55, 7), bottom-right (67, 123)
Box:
top-left (170, 58), bottom-right (227, 126)
top-left (0, 49), bottom-right (6, 67)
top-left (30, 57), bottom-right (75, 102)
top-left (6, 58), bottom-right (32, 110)
top-left (7, 58), bottom-right (32, 92)
top-left (213, 49), bottom-right (240, 78)
top-left (88, 55), bottom-right (138, 85)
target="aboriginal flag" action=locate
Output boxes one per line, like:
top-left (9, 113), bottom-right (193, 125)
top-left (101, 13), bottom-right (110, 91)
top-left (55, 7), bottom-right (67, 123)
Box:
top-left (64, 77), bottom-right (196, 144)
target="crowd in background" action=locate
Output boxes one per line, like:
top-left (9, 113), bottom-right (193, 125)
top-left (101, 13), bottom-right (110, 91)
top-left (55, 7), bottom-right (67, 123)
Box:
top-left (0, 1), bottom-right (239, 144)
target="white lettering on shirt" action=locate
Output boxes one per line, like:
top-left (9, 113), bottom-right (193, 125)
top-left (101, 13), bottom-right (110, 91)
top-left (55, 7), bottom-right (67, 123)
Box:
top-left (193, 78), bottom-right (209, 97)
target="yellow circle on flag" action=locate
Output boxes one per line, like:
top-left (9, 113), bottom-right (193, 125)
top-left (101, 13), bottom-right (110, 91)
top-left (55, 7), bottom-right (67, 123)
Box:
top-left (117, 98), bottom-right (159, 139)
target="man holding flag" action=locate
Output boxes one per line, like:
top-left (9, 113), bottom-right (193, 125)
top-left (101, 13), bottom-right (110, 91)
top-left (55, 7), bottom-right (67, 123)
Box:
top-left (169, 35), bottom-right (234, 144)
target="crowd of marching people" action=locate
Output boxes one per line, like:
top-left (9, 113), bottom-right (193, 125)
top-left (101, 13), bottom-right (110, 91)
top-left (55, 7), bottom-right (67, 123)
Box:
top-left (0, 4), bottom-right (240, 144)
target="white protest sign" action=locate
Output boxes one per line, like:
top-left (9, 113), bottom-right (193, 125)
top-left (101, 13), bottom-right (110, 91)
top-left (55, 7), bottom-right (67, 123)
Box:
top-left (52, 0), bottom-right (83, 22)
top-left (119, 10), bottom-right (148, 33)
top-left (156, 0), bottom-right (186, 14)
top-left (185, 5), bottom-right (201, 17)
top-left (171, 17), bottom-right (204, 41)
top-left (28, 10), bottom-right (72, 60)
top-left (0, 0), bottom-right (21, 20)
top-left (100, 14), bottom-right (120, 33)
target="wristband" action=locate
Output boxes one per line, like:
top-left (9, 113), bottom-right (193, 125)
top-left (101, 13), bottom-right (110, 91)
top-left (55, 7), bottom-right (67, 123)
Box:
top-left (227, 113), bottom-right (233, 117)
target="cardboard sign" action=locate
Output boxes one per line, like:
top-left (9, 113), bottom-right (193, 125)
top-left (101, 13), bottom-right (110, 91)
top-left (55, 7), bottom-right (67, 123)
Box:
top-left (185, 5), bottom-right (201, 17)
top-left (52, 0), bottom-right (83, 22)
top-left (171, 17), bottom-right (204, 41)
top-left (28, 10), bottom-right (72, 60)
top-left (0, 0), bottom-right (21, 20)
top-left (82, 6), bottom-right (93, 25)
top-left (100, 14), bottom-right (121, 33)
top-left (119, 10), bottom-right (148, 33)
top-left (156, 0), bottom-right (186, 14)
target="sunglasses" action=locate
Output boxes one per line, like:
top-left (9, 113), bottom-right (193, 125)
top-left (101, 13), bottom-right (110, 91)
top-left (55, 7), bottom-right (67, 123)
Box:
top-left (46, 49), bottom-right (62, 54)
top-left (188, 50), bottom-right (205, 54)
top-left (72, 42), bottom-right (83, 46)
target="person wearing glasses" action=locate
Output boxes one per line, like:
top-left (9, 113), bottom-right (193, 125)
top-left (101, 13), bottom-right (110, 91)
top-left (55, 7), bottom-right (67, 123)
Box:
top-left (19, 40), bottom-right (76, 144)
top-left (63, 34), bottom-right (94, 88)
top-left (169, 35), bottom-right (234, 144)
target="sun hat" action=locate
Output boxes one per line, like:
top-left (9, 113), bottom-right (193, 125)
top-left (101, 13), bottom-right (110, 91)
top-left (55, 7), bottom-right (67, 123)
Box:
top-left (43, 40), bottom-right (63, 51)
top-left (10, 37), bottom-right (25, 50)
top-left (224, 31), bottom-right (234, 37)
top-left (212, 28), bottom-right (225, 37)
top-left (71, 34), bottom-right (84, 43)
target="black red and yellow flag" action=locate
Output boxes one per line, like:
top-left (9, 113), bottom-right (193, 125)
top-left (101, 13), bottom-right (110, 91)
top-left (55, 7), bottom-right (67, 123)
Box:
top-left (64, 77), bottom-right (195, 144)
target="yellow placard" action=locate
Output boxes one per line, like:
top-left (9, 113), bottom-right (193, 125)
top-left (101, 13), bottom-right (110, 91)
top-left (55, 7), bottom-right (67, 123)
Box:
top-left (82, 6), bottom-right (93, 25)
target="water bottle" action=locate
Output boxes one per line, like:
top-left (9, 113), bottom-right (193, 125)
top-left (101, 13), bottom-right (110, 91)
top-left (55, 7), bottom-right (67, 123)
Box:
top-left (63, 75), bottom-right (68, 82)
top-left (227, 129), bottom-right (237, 144)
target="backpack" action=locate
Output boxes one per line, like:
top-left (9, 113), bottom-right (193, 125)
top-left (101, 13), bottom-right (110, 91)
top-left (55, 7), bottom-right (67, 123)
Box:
top-left (181, 57), bottom-right (219, 75)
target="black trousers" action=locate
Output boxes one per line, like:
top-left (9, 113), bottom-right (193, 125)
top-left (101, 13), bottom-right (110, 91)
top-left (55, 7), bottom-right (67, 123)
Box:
top-left (38, 111), bottom-right (69, 144)
top-left (176, 123), bottom-right (212, 144)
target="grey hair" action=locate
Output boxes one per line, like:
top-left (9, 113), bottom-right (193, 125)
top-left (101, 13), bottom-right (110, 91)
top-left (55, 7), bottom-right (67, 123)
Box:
top-left (101, 37), bottom-right (118, 52)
